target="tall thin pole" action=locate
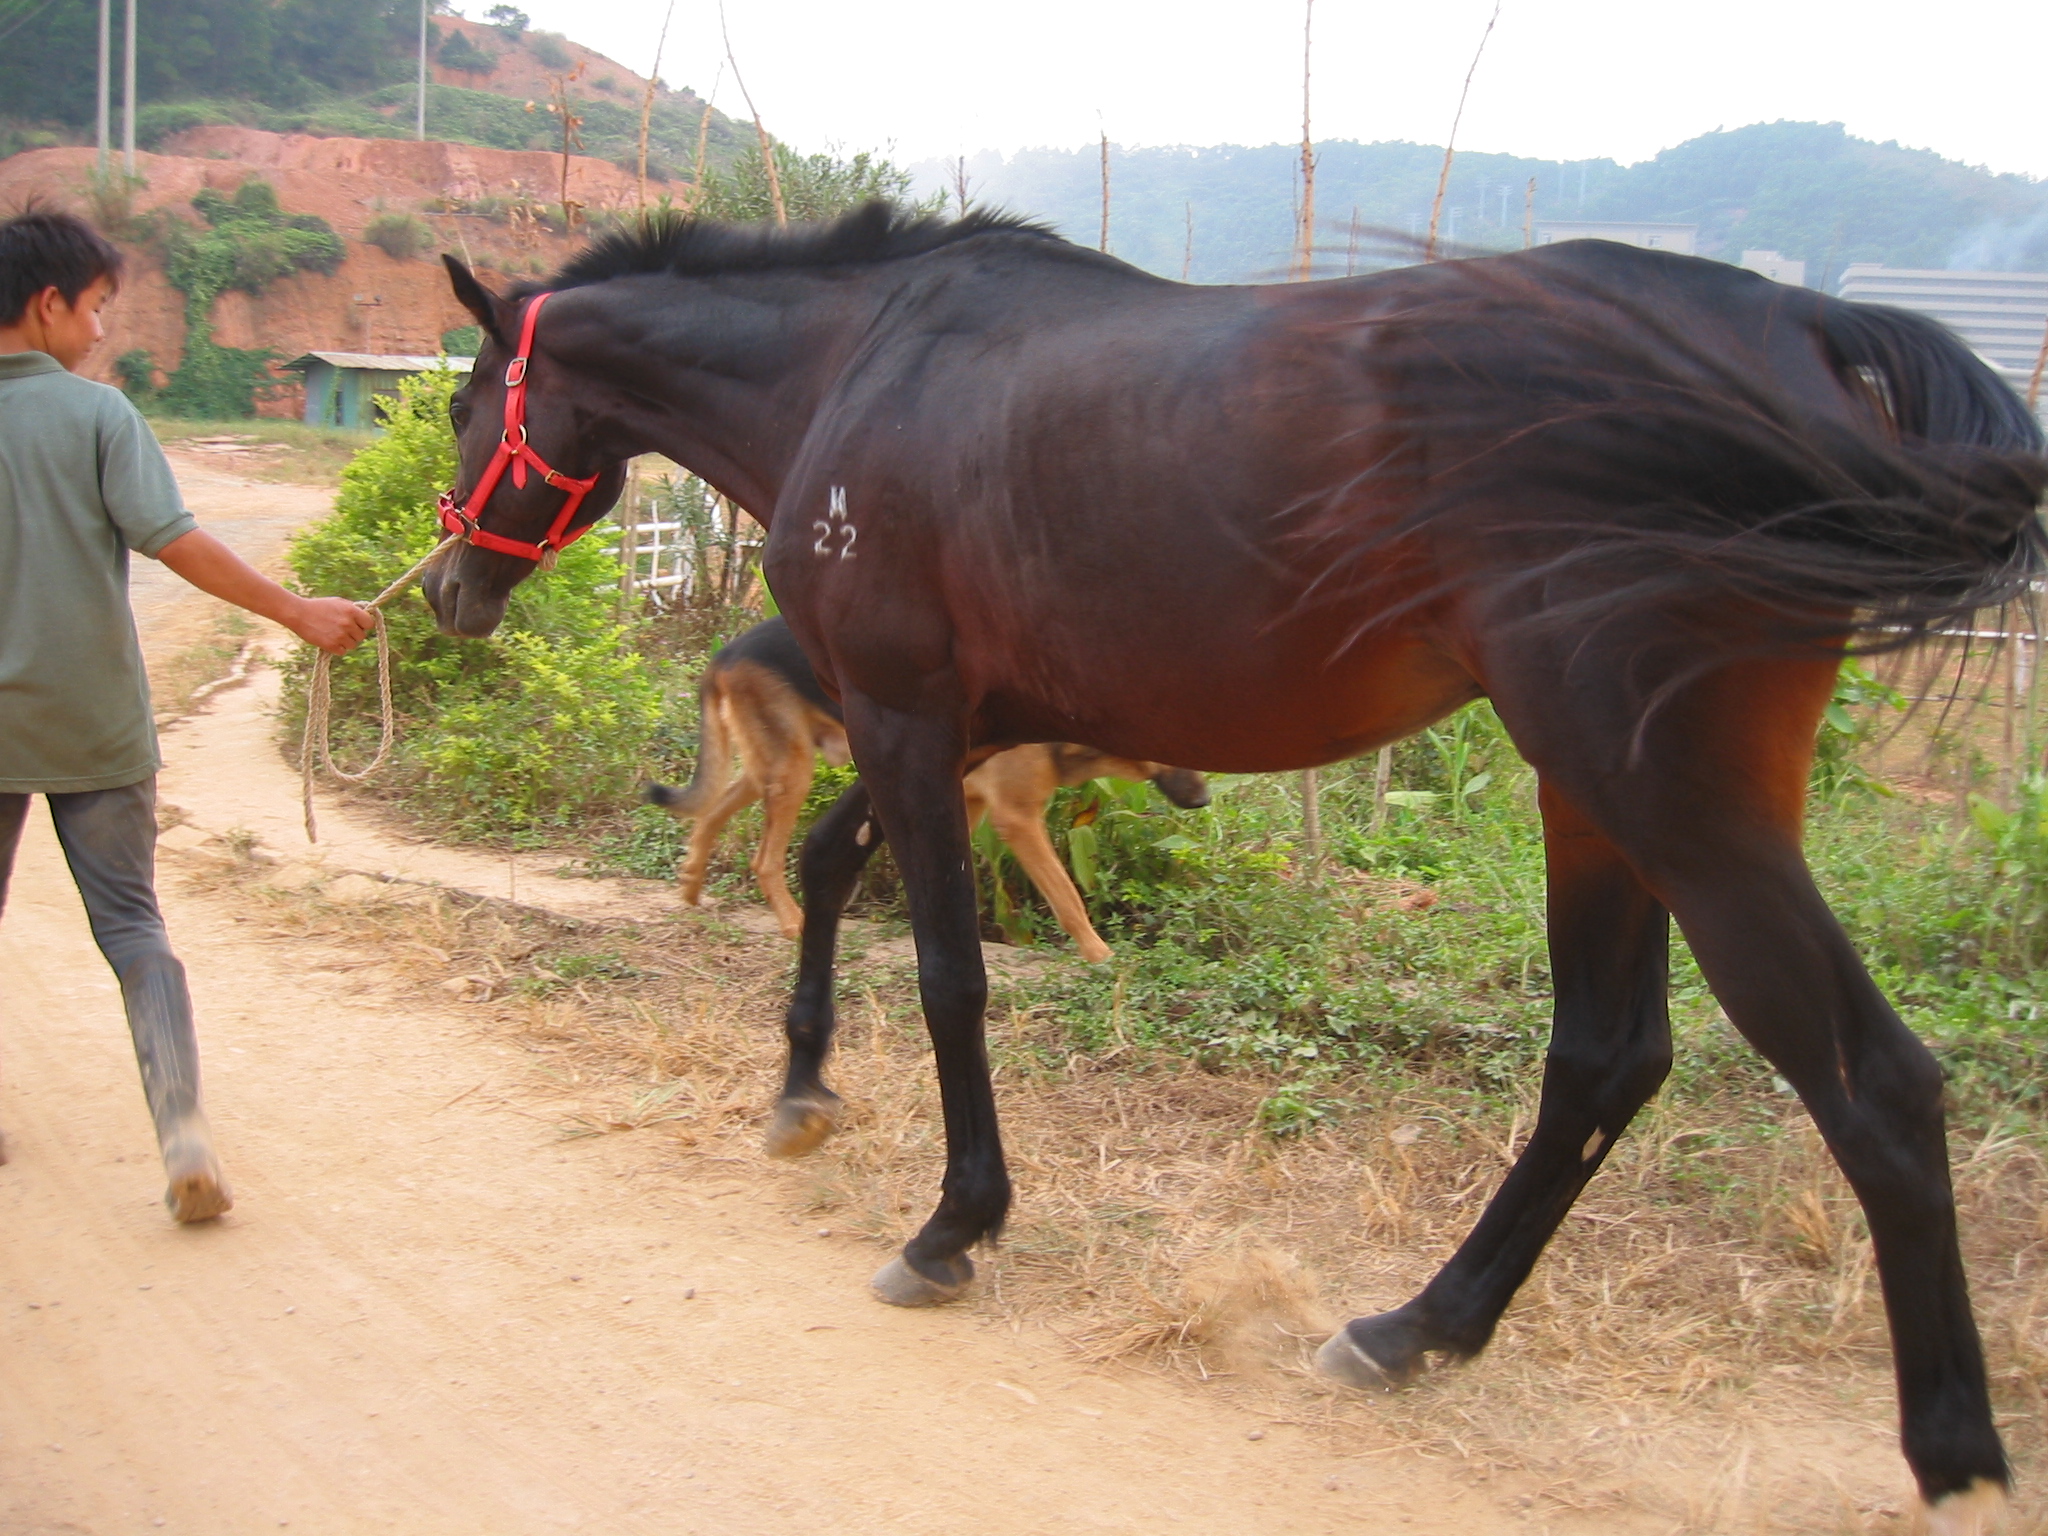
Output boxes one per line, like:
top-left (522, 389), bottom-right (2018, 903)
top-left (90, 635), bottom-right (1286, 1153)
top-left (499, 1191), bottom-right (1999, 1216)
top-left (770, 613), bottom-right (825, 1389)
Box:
top-left (95, 0), bottom-right (109, 173)
top-left (1522, 175), bottom-right (1535, 248)
top-left (416, 0), bottom-right (427, 141)
top-left (2027, 316), bottom-right (2048, 413)
top-left (1424, 0), bottom-right (1501, 263)
top-left (1098, 128), bottom-right (1110, 253)
top-left (1294, 0), bottom-right (1321, 865)
top-left (121, 0), bottom-right (135, 173)
top-left (721, 2), bottom-right (785, 226)
top-left (1293, 0), bottom-right (1315, 281)
top-left (1182, 200), bottom-right (1193, 281)
top-left (637, 0), bottom-right (675, 209)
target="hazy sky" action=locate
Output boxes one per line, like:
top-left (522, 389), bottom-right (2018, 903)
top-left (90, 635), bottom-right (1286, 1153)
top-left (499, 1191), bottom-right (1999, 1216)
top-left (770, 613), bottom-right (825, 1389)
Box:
top-left (502, 0), bottom-right (2048, 179)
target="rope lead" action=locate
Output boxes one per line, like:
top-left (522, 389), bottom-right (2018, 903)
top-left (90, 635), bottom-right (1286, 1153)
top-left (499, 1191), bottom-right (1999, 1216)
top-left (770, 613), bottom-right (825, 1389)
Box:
top-left (299, 546), bottom-right (444, 842)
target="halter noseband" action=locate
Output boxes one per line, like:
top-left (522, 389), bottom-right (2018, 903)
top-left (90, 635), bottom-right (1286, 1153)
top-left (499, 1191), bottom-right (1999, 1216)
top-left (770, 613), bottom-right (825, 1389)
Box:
top-left (436, 291), bottom-right (603, 566)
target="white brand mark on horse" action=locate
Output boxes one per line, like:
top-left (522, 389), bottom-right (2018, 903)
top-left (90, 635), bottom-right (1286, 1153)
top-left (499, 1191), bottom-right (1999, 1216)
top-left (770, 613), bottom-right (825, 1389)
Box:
top-left (813, 484), bottom-right (856, 560)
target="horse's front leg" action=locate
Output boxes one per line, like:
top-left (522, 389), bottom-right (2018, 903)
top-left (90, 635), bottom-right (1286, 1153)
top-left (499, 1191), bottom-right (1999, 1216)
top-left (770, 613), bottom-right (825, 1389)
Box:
top-left (1320, 785), bottom-right (1673, 1384)
top-left (839, 690), bottom-right (1007, 1306)
top-left (767, 782), bottom-right (883, 1157)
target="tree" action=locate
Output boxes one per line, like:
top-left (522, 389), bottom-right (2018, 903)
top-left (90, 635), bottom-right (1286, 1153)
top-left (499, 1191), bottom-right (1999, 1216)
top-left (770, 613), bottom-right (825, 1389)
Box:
top-left (484, 5), bottom-right (528, 36)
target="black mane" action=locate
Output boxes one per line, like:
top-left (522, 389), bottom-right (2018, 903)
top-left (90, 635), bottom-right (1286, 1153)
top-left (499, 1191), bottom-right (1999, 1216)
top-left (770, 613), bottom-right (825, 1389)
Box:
top-left (530, 201), bottom-right (1063, 295)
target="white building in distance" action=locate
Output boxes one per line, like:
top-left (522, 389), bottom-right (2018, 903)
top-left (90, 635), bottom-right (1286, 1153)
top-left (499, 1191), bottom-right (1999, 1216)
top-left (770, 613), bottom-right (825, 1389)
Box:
top-left (1532, 220), bottom-right (1698, 254)
top-left (1835, 265), bottom-right (2048, 416)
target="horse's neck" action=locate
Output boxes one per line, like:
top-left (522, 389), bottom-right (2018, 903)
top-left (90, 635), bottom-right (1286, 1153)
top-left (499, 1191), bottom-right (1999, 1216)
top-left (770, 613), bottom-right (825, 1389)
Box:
top-left (582, 272), bottom-right (892, 525)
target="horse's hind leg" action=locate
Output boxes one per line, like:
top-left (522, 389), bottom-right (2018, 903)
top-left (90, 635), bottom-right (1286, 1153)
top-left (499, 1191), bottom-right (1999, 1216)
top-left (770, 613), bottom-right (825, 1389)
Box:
top-left (1320, 785), bottom-right (1673, 1383)
top-left (1657, 839), bottom-right (2005, 1524)
top-left (767, 783), bottom-right (885, 1158)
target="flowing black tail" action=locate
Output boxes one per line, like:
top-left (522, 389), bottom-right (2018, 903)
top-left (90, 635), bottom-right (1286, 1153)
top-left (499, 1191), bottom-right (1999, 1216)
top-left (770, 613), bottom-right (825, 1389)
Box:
top-left (1819, 299), bottom-right (2045, 456)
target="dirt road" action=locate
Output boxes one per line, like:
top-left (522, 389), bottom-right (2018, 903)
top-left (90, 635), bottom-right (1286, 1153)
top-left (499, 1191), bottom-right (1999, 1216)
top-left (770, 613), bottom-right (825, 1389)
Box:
top-left (0, 453), bottom-right (1561, 1532)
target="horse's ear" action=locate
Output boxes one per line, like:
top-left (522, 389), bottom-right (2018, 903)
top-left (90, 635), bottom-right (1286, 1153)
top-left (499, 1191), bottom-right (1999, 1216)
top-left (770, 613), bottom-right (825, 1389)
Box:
top-left (443, 254), bottom-right (511, 348)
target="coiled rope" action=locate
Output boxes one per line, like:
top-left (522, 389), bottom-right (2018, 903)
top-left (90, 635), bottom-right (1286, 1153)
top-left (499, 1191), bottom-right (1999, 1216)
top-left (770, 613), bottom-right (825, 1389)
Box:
top-left (299, 547), bottom-right (444, 842)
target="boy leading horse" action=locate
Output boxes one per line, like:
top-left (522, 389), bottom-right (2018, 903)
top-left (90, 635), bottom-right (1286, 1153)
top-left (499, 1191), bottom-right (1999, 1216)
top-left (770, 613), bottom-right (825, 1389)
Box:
top-left (0, 211), bottom-right (371, 1219)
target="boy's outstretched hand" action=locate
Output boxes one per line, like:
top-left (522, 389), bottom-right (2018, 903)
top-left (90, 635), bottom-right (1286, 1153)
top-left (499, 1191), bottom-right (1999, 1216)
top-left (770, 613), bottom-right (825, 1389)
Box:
top-left (158, 529), bottom-right (375, 655)
top-left (288, 597), bottom-right (376, 655)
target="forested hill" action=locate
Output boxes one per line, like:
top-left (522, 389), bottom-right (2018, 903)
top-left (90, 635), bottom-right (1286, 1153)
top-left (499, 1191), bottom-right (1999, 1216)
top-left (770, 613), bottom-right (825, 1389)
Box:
top-left (921, 122), bottom-right (2048, 287)
top-left (0, 0), bottom-right (745, 180)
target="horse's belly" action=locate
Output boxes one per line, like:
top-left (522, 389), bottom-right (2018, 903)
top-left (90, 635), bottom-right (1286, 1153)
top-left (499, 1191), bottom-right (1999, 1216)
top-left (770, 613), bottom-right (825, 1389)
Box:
top-left (973, 628), bottom-right (1478, 774)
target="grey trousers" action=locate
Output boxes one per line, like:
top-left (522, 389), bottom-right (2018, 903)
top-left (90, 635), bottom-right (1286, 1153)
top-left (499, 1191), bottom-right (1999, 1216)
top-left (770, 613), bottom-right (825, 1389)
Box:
top-left (0, 776), bottom-right (201, 1145)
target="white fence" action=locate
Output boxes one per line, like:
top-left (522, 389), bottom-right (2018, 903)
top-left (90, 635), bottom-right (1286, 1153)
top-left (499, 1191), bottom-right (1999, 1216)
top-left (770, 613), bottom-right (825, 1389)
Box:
top-left (605, 458), bottom-right (764, 612)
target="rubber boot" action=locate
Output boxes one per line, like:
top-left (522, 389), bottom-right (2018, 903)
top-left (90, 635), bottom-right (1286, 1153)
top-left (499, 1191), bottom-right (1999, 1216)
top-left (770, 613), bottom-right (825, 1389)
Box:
top-left (123, 952), bottom-right (231, 1222)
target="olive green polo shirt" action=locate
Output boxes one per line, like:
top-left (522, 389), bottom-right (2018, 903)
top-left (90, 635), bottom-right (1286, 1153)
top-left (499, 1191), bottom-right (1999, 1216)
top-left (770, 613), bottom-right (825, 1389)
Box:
top-left (0, 351), bottom-right (197, 793)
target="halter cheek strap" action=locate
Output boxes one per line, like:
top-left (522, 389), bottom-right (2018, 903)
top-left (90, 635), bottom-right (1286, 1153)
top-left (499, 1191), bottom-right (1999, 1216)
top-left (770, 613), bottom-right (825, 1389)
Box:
top-left (436, 291), bottom-right (604, 566)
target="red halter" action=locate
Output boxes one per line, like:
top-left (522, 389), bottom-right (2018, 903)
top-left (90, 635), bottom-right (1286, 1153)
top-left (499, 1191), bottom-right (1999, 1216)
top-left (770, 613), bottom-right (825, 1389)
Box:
top-left (436, 291), bottom-right (603, 565)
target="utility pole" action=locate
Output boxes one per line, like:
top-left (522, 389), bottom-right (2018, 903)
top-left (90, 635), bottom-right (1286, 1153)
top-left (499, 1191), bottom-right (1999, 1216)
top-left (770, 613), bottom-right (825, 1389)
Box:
top-left (95, 0), bottom-right (109, 173)
top-left (122, 0), bottom-right (135, 173)
top-left (416, 0), bottom-right (427, 141)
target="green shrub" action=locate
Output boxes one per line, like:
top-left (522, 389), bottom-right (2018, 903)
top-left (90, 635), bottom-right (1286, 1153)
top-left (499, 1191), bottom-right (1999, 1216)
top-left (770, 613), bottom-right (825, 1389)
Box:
top-left (157, 181), bottom-right (346, 419)
top-left (437, 31), bottom-right (496, 75)
top-left (527, 31), bottom-right (571, 70)
top-left (440, 324), bottom-right (483, 356)
top-left (363, 212), bottom-right (434, 261)
top-left (115, 349), bottom-right (156, 401)
top-left (133, 100), bottom-right (236, 149)
top-left (287, 367), bottom-right (674, 841)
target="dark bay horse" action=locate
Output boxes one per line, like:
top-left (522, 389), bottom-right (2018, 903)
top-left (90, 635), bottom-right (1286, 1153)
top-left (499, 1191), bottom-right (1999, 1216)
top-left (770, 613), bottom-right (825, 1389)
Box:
top-left (425, 204), bottom-right (2045, 1531)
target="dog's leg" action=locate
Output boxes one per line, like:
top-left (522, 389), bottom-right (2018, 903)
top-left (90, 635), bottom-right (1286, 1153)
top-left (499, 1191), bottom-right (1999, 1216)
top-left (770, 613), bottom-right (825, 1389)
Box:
top-left (753, 739), bottom-right (819, 939)
top-left (987, 751), bottom-right (1114, 963)
top-left (677, 775), bottom-right (759, 904)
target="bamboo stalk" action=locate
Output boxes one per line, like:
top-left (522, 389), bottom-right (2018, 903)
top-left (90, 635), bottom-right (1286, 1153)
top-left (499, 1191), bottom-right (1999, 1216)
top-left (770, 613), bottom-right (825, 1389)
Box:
top-left (636, 0), bottom-right (675, 209)
top-left (687, 68), bottom-right (721, 211)
top-left (720, 3), bottom-right (785, 226)
top-left (1302, 766), bottom-right (1322, 869)
top-left (1371, 747), bottom-right (1393, 834)
top-left (1293, 0), bottom-right (1315, 281)
top-left (1098, 128), bottom-right (1111, 253)
top-left (1424, 0), bottom-right (1502, 263)
top-left (2027, 315), bottom-right (2048, 412)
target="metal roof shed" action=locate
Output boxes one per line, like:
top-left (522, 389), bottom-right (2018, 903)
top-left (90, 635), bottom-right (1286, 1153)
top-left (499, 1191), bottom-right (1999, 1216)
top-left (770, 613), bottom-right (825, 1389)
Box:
top-left (283, 352), bottom-right (476, 430)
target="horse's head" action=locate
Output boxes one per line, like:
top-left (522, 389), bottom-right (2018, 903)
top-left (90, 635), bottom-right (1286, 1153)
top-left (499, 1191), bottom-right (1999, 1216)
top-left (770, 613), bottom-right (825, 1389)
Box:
top-left (425, 257), bottom-right (629, 638)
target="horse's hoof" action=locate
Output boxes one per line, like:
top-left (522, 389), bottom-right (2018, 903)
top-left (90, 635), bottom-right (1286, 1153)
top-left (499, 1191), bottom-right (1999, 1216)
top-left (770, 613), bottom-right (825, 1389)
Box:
top-left (1316, 1317), bottom-right (1428, 1391)
top-left (870, 1253), bottom-right (973, 1307)
top-left (1918, 1479), bottom-right (2007, 1536)
top-left (161, 1119), bottom-right (232, 1223)
top-left (764, 1093), bottom-right (842, 1159)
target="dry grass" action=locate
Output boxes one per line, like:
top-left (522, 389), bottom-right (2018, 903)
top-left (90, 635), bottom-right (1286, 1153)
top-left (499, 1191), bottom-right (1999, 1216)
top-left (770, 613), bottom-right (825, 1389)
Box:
top-left (148, 417), bottom-right (376, 486)
top-left (181, 848), bottom-right (2048, 1534)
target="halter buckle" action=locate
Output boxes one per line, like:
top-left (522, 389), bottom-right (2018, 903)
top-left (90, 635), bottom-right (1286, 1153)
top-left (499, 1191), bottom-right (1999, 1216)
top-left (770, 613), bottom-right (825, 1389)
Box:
top-left (504, 356), bottom-right (528, 387)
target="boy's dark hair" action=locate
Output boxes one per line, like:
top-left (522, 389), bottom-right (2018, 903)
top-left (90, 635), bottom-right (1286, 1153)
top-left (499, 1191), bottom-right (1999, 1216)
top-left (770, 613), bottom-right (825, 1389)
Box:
top-left (0, 208), bottom-right (125, 326)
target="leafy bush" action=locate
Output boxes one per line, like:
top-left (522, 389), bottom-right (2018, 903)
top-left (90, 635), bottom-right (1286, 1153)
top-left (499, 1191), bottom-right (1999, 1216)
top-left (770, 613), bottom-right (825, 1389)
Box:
top-left (527, 31), bottom-right (571, 70)
top-left (363, 212), bottom-right (434, 261)
top-left (115, 349), bottom-right (157, 401)
top-left (436, 31), bottom-right (496, 75)
top-left (287, 367), bottom-right (673, 840)
top-left (133, 100), bottom-right (236, 149)
top-left (157, 181), bottom-right (347, 418)
top-left (440, 324), bottom-right (483, 356)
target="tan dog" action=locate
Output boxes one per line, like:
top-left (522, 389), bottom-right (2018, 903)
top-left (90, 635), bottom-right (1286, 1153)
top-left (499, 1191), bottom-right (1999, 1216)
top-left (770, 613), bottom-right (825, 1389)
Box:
top-left (645, 619), bottom-right (1208, 958)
